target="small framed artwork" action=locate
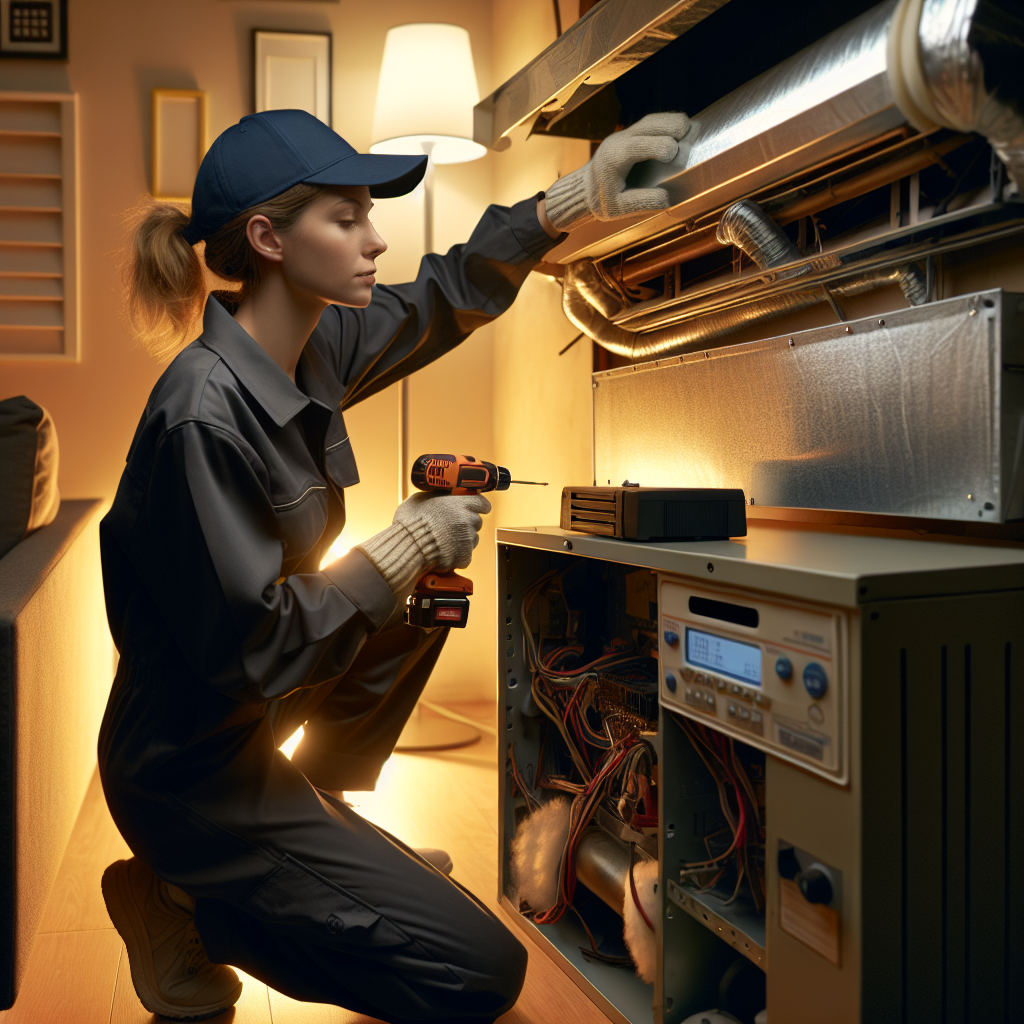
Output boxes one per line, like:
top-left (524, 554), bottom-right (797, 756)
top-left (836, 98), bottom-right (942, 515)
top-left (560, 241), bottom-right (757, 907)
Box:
top-left (151, 89), bottom-right (208, 203)
top-left (254, 30), bottom-right (331, 126)
top-left (0, 0), bottom-right (67, 60)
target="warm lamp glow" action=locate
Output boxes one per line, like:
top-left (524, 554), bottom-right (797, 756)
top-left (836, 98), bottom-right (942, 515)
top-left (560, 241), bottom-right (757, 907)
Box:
top-left (370, 23), bottom-right (486, 165)
top-left (279, 724), bottom-right (304, 759)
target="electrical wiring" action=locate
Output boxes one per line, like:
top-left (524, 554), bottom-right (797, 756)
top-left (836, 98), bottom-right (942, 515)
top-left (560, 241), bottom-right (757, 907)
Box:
top-left (670, 711), bottom-right (765, 910)
top-left (516, 571), bottom-right (662, 969)
top-left (523, 576), bottom-right (652, 785)
top-left (535, 735), bottom-right (641, 927)
top-left (508, 743), bottom-right (541, 814)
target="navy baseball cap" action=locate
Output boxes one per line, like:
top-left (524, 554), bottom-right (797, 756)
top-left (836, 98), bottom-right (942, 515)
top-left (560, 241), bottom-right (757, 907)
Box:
top-left (180, 109), bottom-right (427, 245)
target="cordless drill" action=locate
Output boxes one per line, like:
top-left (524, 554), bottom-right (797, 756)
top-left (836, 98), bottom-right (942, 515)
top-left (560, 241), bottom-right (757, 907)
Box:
top-left (404, 455), bottom-right (546, 629)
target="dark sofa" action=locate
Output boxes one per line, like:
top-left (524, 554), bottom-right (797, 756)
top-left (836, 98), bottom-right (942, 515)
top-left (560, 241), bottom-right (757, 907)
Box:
top-left (0, 499), bottom-right (112, 1008)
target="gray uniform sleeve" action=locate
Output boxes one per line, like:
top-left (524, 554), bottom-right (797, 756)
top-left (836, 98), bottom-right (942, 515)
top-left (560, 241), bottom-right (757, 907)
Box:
top-left (310, 195), bottom-right (561, 408)
top-left (138, 420), bottom-right (395, 702)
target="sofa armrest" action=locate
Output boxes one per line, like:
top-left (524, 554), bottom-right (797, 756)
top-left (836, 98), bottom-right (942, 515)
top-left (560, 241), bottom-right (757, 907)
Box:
top-left (0, 499), bottom-right (112, 1008)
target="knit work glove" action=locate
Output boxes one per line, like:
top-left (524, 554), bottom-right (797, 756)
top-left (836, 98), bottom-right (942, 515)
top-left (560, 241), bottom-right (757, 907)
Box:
top-left (356, 492), bottom-right (491, 597)
top-left (544, 112), bottom-right (691, 233)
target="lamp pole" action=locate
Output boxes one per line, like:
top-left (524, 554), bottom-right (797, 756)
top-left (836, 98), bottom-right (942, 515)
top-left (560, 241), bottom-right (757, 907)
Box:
top-left (370, 23), bottom-right (487, 753)
top-left (398, 141), bottom-right (435, 505)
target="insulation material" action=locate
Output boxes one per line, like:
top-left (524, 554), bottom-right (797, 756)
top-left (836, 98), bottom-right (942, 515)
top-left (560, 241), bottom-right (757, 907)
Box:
top-left (510, 798), bottom-right (571, 914)
top-left (561, 0), bottom-right (1021, 352)
top-left (592, 290), bottom-right (1023, 523)
top-left (563, 256), bottom-right (927, 360)
top-left (622, 858), bottom-right (659, 984)
top-left (901, 0), bottom-right (1024, 187)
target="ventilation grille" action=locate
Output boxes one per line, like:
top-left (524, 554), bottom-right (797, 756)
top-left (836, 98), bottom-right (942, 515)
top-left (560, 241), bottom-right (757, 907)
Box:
top-left (566, 489), bottom-right (618, 536)
top-left (862, 590), bottom-right (1023, 1022)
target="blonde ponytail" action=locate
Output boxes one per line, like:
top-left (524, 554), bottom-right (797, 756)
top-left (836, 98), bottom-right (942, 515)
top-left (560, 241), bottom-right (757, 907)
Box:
top-left (122, 198), bottom-right (205, 362)
top-left (122, 183), bottom-right (327, 362)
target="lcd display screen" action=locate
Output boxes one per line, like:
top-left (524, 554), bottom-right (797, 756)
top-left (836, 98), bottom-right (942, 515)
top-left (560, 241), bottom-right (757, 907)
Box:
top-left (686, 628), bottom-right (762, 687)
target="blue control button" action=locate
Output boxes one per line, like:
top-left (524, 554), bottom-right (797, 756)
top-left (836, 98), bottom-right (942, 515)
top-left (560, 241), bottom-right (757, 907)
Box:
top-left (663, 630), bottom-right (680, 647)
top-left (775, 656), bottom-right (793, 680)
top-left (803, 662), bottom-right (828, 699)
top-left (665, 672), bottom-right (677, 693)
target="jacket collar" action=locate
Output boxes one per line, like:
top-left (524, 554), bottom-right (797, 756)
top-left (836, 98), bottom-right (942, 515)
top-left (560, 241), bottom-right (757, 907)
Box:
top-left (297, 326), bottom-right (346, 412)
top-left (199, 295), bottom-right (310, 427)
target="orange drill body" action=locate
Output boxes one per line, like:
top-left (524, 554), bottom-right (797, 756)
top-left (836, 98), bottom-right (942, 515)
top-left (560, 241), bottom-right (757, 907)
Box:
top-left (405, 455), bottom-right (542, 630)
top-left (411, 454), bottom-right (511, 496)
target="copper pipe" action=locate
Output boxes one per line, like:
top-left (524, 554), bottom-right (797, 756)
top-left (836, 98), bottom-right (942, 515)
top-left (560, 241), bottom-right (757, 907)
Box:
top-left (772, 133), bottom-right (971, 225)
top-left (618, 226), bottom-right (721, 286)
top-left (617, 133), bottom-right (973, 287)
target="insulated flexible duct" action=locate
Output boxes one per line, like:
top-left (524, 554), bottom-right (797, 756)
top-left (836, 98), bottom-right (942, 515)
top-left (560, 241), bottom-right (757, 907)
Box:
top-left (564, 262), bottom-right (925, 359)
top-left (716, 200), bottom-right (803, 272)
top-left (564, 200), bottom-right (929, 359)
top-left (562, 0), bottom-right (1017, 357)
top-left (889, 0), bottom-right (1024, 189)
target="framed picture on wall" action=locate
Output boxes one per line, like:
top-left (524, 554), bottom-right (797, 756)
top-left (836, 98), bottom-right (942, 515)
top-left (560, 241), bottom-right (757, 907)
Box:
top-left (151, 89), bottom-right (208, 203)
top-left (0, 0), bottom-right (67, 60)
top-left (254, 30), bottom-right (331, 126)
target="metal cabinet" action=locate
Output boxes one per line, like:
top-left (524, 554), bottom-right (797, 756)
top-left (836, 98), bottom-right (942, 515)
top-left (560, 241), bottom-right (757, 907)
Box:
top-left (496, 524), bottom-right (1023, 1023)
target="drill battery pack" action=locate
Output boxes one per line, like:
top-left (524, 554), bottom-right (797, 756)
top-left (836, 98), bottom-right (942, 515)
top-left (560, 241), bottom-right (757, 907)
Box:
top-left (561, 486), bottom-right (747, 541)
top-left (405, 571), bottom-right (474, 629)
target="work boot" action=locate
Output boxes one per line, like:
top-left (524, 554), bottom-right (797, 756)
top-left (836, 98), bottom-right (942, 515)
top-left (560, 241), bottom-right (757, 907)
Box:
top-left (416, 847), bottom-right (454, 875)
top-left (101, 857), bottom-right (242, 1022)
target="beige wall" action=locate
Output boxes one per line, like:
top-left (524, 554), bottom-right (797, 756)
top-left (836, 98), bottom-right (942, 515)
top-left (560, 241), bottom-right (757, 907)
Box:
top-left (0, 0), bottom-right (594, 704)
top-left (0, 0), bottom-right (496, 503)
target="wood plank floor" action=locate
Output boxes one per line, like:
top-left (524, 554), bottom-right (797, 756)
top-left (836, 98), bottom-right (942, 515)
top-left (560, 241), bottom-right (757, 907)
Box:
top-left (0, 703), bottom-right (613, 1024)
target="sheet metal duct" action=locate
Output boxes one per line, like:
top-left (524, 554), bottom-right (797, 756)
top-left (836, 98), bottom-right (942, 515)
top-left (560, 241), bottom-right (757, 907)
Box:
top-left (539, 0), bottom-right (1024, 269)
top-left (472, 0), bottom-right (730, 152)
top-left (592, 290), bottom-right (1024, 525)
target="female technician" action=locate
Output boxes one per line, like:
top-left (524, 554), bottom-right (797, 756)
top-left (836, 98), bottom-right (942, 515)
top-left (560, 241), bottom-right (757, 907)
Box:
top-left (98, 108), bottom-right (688, 1023)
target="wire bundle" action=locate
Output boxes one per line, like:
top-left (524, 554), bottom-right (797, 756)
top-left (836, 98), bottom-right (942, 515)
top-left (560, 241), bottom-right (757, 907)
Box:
top-left (533, 733), bottom-right (641, 926)
top-left (521, 573), bottom-right (653, 778)
top-left (517, 574), bottom-right (659, 943)
top-left (673, 712), bottom-right (765, 910)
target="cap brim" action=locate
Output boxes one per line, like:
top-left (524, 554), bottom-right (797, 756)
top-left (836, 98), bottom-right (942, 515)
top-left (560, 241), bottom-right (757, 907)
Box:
top-left (304, 153), bottom-right (428, 199)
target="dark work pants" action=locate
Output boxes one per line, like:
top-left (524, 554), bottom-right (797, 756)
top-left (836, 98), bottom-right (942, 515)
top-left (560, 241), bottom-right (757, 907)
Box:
top-left (104, 619), bottom-right (527, 1024)
top-left (270, 614), bottom-right (448, 792)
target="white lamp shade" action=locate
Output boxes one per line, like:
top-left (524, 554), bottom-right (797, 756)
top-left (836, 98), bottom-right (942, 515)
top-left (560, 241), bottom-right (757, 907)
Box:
top-left (370, 23), bottom-right (486, 165)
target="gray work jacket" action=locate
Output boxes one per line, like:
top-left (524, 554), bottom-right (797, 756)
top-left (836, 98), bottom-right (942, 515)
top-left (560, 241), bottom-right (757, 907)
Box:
top-left (100, 196), bottom-right (559, 705)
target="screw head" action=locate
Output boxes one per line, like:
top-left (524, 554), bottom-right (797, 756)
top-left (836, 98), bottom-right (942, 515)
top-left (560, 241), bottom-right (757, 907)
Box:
top-left (707, 562), bottom-right (714, 573)
top-left (969, 308), bottom-right (978, 317)
top-left (788, 338), bottom-right (795, 347)
top-left (968, 493), bottom-right (974, 500)
top-left (563, 540), bottom-right (573, 551)
top-left (704, 351), bottom-right (710, 359)
top-left (877, 318), bottom-right (885, 326)
top-left (592, 381), bottom-right (598, 389)
top-left (844, 325), bottom-right (853, 334)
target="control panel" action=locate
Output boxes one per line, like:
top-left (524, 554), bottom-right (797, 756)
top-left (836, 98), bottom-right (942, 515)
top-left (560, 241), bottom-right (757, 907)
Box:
top-left (659, 577), bottom-right (849, 784)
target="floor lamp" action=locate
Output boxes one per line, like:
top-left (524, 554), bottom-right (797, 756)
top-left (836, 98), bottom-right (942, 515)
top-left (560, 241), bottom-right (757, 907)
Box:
top-left (371, 23), bottom-right (489, 751)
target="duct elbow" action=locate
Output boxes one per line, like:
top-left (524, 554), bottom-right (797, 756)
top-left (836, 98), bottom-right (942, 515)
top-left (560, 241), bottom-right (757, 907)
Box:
top-left (895, 263), bottom-right (928, 306)
top-left (716, 200), bottom-right (802, 271)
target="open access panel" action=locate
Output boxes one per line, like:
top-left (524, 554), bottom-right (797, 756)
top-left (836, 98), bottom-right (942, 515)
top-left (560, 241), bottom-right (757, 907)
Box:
top-left (496, 525), bottom-right (1023, 1024)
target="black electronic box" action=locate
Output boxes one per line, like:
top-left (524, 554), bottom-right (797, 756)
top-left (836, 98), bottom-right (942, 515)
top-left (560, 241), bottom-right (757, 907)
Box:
top-left (560, 486), bottom-right (747, 541)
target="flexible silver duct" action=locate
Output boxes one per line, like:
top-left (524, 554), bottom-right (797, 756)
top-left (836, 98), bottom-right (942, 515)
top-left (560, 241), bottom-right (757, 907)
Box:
top-left (565, 198), bottom-right (930, 358)
top-left (564, 259), bottom-right (928, 360)
top-left (715, 199), bottom-right (928, 304)
top-left (716, 200), bottom-right (803, 271)
top-left (561, 0), bottom-right (1014, 356)
top-left (889, 0), bottom-right (1024, 188)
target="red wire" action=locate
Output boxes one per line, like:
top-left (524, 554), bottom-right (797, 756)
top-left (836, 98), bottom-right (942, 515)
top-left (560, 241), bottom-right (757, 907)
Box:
top-left (712, 732), bottom-right (747, 861)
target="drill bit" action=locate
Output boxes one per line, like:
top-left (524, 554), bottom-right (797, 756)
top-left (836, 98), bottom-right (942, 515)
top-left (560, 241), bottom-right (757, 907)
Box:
top-left (510, 480), bottom-right (548, 486)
